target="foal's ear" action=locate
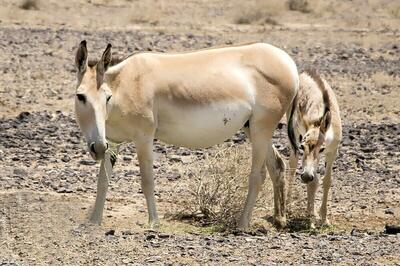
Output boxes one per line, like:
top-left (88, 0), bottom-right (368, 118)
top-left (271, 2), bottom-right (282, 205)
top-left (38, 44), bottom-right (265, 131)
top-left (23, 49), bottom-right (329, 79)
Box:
top-left (99, 43), bottom-right (112, 72)
top-left (75, 40), bottom-right (88, 73)
top-left (320, 110), bottom-right (331, 134)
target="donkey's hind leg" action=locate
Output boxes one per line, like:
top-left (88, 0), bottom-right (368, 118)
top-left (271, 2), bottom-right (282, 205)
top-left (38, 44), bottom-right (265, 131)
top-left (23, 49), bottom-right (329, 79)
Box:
top-left (238, 131), bottom-right (269, 230)
top-left (265, 141), bottom-right (287, 228)
top-left (287, 150), bottom-right (298, 208)
top-left (90, 152), bottom-right (113, 224)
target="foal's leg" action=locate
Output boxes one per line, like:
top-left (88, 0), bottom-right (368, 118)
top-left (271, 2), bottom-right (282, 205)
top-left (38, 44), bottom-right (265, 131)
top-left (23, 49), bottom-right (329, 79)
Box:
top-left (265, 141), bottom-right (287, 228)
top-left (320, 149), bottom-right (338, 225)
top-left (238, 134), bottom-right (268, 230)
top-left (90, 152), bottom-right (113, 224)
top-left (306, 178), bottom-right (319, 228)
top-left (135, 137), bottom-right (159, 229)
top-left (287, 150), bottom-right (298, 208)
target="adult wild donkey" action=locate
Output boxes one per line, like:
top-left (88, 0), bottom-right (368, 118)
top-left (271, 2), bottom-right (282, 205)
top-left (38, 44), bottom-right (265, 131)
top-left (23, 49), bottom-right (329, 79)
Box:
top-left (74, 40), bottom-right (299, 229)
top-left (287, 70), bottom-right (342, 228)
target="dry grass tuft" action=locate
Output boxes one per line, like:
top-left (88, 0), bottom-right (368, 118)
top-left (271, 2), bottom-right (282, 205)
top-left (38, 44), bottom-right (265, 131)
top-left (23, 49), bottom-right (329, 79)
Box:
top-left (233, 0), bottom-right (284, 25)
top-left (387, 2), bottom-right (400, 18)
top-left (287, 0), bottom-right (311, 13)
top-left (129, 1), bottom-right (164, 25)
top-left (19, 0), bottom-right (39, 10)
top-left (372, 72), bottom-right (399, 88)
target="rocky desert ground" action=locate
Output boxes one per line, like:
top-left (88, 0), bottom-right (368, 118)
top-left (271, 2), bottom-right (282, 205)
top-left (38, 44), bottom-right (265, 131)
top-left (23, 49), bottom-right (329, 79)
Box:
top-left (0, 0), bottom-right (399, 265)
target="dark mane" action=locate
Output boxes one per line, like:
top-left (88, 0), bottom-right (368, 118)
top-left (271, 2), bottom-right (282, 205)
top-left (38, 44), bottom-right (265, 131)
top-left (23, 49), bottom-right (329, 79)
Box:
top-left (88, 53), bottom-right (137, 68)
top-left (305, 69), bottom-right (330, 114)
top-left (87, 57), bottom-right (123, 68)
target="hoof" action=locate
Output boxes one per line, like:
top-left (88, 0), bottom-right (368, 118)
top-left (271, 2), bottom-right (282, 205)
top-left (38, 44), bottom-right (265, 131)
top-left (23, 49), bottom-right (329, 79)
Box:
top-left (310, 222), bottom-right (316, 229)
top-left (274, 216), bottom-right (287, 229)
top-left (321, 219), bottom-right (331, 226)
top-left (237, 220), bottom-right (250, 232)
top-left (149, 220), bottom-right (160, 230)
top-left (89, 216), bottom-right (102, 225)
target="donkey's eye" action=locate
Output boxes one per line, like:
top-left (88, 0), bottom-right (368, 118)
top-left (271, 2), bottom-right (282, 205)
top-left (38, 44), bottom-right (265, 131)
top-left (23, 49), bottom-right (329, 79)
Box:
top-left (106, 95), bottom-right (112, 103)
top-left (319, 147), bottom-right (325, 153)
top-left (76, 94), bottom-right (86, 103)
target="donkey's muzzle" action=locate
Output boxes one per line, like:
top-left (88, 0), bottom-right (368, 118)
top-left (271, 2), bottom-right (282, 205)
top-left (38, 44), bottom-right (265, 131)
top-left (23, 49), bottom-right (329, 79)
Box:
top-left (89, 141), bottom-right (108, 160)
top-left (301, 172), bottom-right (314, 183)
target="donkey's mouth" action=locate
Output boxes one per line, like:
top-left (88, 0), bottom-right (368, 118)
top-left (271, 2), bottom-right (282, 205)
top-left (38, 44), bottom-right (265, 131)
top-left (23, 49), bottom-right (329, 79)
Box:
top-left (88, 141), bottom-right (108, 161)
top-left (89, 150), bottom-right (105, 161)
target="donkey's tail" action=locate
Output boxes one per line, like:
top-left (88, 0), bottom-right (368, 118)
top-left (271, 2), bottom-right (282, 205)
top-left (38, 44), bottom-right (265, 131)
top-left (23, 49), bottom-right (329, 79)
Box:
top-left (287, 93), bottom-right (298, 155)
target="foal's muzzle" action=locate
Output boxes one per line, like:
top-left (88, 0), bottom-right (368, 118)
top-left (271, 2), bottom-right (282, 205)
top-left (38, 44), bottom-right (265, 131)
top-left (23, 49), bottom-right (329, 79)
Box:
top-left (301, 172), bottom-right (314, 183)
top-left (89, 141), bottom-right (109, 160)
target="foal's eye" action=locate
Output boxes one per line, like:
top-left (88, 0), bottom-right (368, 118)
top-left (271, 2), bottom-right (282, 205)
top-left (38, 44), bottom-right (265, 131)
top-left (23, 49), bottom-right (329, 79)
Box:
top-left (76, 94), bottom-right (86, 103)
top-left (320, 147), bottom-right (325, 153)
top-left (106, 95), bottom-right (112, 103)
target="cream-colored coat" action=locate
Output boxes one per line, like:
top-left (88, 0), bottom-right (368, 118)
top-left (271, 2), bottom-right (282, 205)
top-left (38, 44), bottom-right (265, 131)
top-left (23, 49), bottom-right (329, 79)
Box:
top-left (74, 41), bottom-right (299, 229)
top-left (287, 71), bottom-right (342, 228)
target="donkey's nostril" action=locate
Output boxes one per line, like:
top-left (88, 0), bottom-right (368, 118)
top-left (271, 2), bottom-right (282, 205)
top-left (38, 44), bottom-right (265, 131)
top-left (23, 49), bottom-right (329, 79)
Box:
top-left (90, 142), bottom-right (96, 154)
top-left (301, 173), bottom-right (314, 183)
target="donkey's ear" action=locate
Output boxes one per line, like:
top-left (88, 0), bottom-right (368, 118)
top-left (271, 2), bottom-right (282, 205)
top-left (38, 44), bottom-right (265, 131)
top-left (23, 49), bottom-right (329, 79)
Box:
top-left (75, 40), bottom-right (88, 73)
top-left (320, 110), bottom-right (331, 134)
top-left (99, 43), bottom-right (112, 72)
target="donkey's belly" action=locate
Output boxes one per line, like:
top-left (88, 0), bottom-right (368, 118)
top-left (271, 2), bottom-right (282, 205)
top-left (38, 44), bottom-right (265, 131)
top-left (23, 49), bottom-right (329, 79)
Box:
top-left (155, 101), bottom-right (252, 148)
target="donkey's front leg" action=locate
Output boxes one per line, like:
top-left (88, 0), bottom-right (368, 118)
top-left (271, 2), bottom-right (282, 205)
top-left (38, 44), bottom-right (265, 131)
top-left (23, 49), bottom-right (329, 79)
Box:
top-left (90, 152), bottom-right (113, 224)
top-left (136, 137), bottom-right (159, 229)
top-left (306, 179), bottom-right (318, 229)
top-left (320, 149), bottom-right (337, 226)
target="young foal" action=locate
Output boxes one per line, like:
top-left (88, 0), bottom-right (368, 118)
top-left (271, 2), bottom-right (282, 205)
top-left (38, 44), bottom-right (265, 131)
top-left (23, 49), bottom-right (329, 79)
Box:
top-left (74, 41), bottom-right (299, 229)
top-left (287, 70), bottom-right (342, 228)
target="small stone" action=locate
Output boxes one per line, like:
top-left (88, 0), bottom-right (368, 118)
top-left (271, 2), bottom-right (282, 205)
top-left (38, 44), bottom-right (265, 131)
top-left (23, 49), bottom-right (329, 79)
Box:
top-left (13, 168), bottom-right (27, 177)
top-left (123, 156), bottom-right (132, 161)
top-left (122, 258), bottom-right (131, 264)
top-left (158, 233), bottom-right (170, 239)
top-left (57, 187), bottom-right (73, 193)
top-left (122, 230), bottom-right (134, 236)
top-left (167, 172), bottom-right (181, 181)
top-left (61, 155), bottom-right (71, 162)
top-left (145, 234), bottom-right (156, 241)
top-left (79, 159), bottom-right (96, 166)
top-left (385, 225), bottom-right (400, 234)
top-left (168, 155), bottom-right (182, 163)
top-left (385, 208), bottom-right (395, 215)
top-left (105, 229), bottom-right (115, 236)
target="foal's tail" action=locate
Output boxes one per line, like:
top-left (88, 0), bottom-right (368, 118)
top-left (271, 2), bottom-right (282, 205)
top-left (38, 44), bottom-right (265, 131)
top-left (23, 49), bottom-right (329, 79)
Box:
top-left (287, 93), bottom-right (298, 155)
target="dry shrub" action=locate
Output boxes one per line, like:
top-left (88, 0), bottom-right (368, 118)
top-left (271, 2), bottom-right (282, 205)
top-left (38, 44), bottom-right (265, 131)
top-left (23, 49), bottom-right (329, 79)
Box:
top-left (19, 0), bottom-right (39, 10)
top-left (168, 142), bottom-right (310, 232)
top-left (233, 0), bottom-right (284, 25)
top-left (167, 144), bottom-right (252, 231)
top-left (372, 72), bottom-right (399, 88)
top-left (387, 2), bottom-right (400, 18)
top-left (287, 0), bottom-right (311, 13)
top-left (129, 1), bottom-right (164, 25)
top-left (189, 146), bottom-right (250, 230)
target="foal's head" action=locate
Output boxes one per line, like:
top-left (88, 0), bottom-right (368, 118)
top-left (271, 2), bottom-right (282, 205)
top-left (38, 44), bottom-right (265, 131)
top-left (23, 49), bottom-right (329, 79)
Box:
top-left (74, 40), bottom-right (113, 160)
top-left (298, 110), bottom-right (331, 183)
